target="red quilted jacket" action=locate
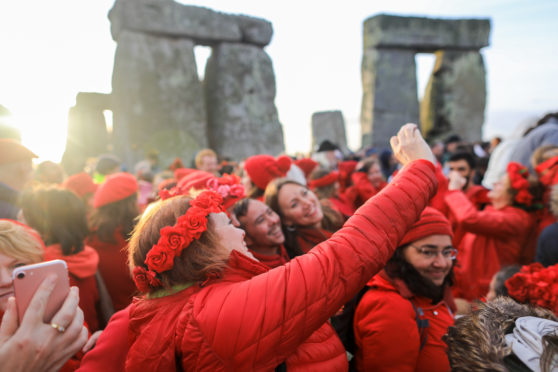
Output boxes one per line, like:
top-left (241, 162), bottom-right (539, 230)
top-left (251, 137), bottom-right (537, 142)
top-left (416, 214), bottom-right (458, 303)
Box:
top-left (125, 160), bottom-right (437, 371)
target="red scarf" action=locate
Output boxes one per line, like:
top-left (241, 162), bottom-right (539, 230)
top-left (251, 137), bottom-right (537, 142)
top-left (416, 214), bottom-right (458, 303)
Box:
top-left (248, 245), bottom-right (289, 269)
top-left (43, 244), bottom-right (99, 279)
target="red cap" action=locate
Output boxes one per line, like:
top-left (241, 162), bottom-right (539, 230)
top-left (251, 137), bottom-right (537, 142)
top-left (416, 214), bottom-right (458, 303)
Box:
top-left (244, 155), bottom-right (292, 190)
top-left (62, 172), bottom-right (98, 198)
top-left (399, 207), bottom-right (453, 247)
top-left (0, 139), bottom-right (37, 164)
top-left (294, 158), bottom-right (319, 178)
top-left (309, 171), bottom-right (339, 189)
top-left (174, 168), bottom-right (196, 181)
top-left (93, 172), bottom-right (138, 208)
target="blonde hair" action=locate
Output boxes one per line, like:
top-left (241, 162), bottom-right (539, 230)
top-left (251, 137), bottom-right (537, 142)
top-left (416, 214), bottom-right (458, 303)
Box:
top-left (0, 220), bottom-right (44, 264)
top-left (195, 149), bottom-right (217, 169)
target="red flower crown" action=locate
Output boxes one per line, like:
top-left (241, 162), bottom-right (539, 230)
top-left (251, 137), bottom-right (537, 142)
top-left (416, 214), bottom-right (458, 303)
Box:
top-left (505, 262), bottom-right (558, 315)
top-left (507, 162), bottom-right (534, 206)
top-left (132, 190), bottom-right (225, 292)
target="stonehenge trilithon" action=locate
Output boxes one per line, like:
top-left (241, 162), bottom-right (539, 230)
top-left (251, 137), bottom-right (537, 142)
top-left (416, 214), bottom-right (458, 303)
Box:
top-left (361, 14), bottom-right (490, 147)
top-left (311, 111), bottom-right (348, 154)
top-left (63, 0), bottom-right (284, 170)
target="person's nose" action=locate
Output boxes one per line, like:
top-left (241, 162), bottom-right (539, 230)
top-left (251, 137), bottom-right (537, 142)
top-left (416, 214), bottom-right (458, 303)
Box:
top-left (431, 253), bottom-right (447, 268)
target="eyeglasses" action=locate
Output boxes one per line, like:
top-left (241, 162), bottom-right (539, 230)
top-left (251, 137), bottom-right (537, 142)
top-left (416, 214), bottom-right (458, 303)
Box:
top-left (410, 245), bottom-right (458, 260)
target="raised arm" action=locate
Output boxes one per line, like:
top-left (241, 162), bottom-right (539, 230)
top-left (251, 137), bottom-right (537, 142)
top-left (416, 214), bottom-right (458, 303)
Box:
top-left (192, 124), bottom-right (439, 368)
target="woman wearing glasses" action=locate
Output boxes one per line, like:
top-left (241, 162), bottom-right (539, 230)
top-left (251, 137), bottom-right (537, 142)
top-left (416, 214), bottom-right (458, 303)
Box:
top-left (353, 207), bottom-right (456, 372)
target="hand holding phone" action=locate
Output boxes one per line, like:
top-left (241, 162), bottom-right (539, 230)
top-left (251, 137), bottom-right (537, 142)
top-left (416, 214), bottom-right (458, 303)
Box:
top-left (12, 259), bottom-right (70, 324)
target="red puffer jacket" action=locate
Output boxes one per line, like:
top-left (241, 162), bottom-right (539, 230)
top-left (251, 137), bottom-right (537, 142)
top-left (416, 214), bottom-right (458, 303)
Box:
top-left (125, 160), bottom-right (438, 371)
top-left (353, 272), bottom-right (455, 372)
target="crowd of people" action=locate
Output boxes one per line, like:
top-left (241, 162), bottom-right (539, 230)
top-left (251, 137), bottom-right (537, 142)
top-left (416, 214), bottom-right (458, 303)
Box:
top-left (0, 114), bottom-right (557, 371)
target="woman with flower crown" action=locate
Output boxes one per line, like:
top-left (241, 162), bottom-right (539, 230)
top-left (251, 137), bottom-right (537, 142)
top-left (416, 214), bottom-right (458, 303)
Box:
top-left (120, 124), bottom-right (439, 371)
top-left (444, 162), bottom-right (543, 303)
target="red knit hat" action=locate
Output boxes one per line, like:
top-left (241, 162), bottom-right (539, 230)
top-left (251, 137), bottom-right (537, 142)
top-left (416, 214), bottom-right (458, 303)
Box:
top-left (399, 207), bottom-right (453, 247)
top-left (62, 172), bottom-right (98, 198)
top-left (244, 155), bottom-right (292, 190)
top-left (0, 139), bottom-right (37, 164)
top-left (174, 168), bottom-right (196, 181)
top-left (295, 158), bottom-right (319, 178)
top-left (93, 172), bottom-right (138, 208)
top-left (309, 171), bottom-right (339, 189)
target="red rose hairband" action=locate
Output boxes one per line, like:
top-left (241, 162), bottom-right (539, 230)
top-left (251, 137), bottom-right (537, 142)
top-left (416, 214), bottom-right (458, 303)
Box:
top-left (132, 190), bottom-right (225, 292)
top-left (505, 262), bottom-right (558, 315)
top-left (507, 162), bottom-right (534, 206)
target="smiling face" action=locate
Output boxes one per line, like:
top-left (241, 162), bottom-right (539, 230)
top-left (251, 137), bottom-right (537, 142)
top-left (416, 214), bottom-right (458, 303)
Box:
top-left (367, 163), bottom-right (384, 188)
top-left (237, 199), bottom-right (285, 248)
top-left (209, 212), bottom-right (254, 259)
top-left (277, 183), bottom-right (323, 228)
top-left (402, 234), bottom-right (454, 287)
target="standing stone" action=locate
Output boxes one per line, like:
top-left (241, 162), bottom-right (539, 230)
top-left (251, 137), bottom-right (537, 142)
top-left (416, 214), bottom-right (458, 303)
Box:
top-left (61, 93), bottom-right (111, 175)
top-left (421, 50), bottom-right (486, 142)
top-left (311, 111), bottom-right (348, 153)
top-left (361, 48), bottom-right (418, 148)
top-left (204, 42), bottom-right (284, 159)
top-left (111, 31), bottom-right (207, 168)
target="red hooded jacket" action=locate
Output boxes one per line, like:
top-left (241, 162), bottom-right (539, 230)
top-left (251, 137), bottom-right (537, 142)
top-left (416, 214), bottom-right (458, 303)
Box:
top-left (124, 159), bottom-right (438, 371)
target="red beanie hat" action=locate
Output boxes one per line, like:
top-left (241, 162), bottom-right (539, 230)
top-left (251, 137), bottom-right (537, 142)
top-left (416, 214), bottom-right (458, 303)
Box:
top-left (244, 155), bottom-right (292, 190)
top-left (309, 171), bottom-right (339, 189)
top-left (93, 172), bottom-right (138, 208)
top-left (399, 207), bottom-right (453, 247)
top-left (295, 158), bottom-right (319, 178)
top-left (62, 172), bottom-right (98, 198)
top-left (177, 170), bottom-right (214, 192)
top-left (174, 168), bottom-right (196, 181)
top-left (0, 139), bottom-right (37, 164)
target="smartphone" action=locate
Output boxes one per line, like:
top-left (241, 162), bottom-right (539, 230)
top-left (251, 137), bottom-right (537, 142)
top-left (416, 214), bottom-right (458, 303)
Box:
top-left (12, 259), bottom-right (70, 324)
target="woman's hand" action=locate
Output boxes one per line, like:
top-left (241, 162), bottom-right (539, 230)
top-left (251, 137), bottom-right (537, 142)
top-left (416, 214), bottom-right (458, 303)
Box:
top-left (82, 330), bottom-right (103, 353)
top-left (0, 277), bottom-right (88, 372)
top-left (448, 171), bottom-right (467, 191)
top-left (390, 123), bottom-right (436, 166)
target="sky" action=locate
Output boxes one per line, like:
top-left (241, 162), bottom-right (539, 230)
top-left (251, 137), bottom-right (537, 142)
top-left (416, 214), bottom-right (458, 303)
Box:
top-left (0, 0), bottom-right (556, 162)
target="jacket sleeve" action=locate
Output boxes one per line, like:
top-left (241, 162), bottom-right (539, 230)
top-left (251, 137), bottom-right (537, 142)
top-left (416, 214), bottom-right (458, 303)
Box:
top-left (354, 290), bottom-right (419, 372)
top-left (444, 190), bottom-right (526, 238)
top-left (190, 160), bottom-right (437, 369)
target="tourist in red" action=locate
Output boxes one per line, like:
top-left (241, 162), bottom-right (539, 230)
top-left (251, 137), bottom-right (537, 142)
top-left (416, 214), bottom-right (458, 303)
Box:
top-left (353, 207), bottom-right (456, 372)
top-left (444, 162), bottom-right (541, 301)
top-left (20, 187), bottom-right (102, 332)
top-left (124, 124), bottom-right (439, 371)
top-left (309, 168), bottom-right (356, 220)
top-left (88, 172), bottom-right (140, 311)
top-left (350, 158), bottom-right (388, 208)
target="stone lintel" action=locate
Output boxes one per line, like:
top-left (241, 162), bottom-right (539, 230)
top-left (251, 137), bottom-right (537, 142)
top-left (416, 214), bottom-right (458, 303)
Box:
top-left (364, 14), bottom-right (490, 51)
top-left (109, 0), bottom-right (273, 47)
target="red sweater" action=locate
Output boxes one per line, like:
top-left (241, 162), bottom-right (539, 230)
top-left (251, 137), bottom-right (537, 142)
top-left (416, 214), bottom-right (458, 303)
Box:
top-left (44, 244), bottom-right (101, 332)
top-left (124, 159), bottom-right (438, 371)
top-left (445, 191), bottom-right (535, 301)
top-left (354, 273), bottom-right (455, 372)
top-left (87, 230), bottom-right (136, 311)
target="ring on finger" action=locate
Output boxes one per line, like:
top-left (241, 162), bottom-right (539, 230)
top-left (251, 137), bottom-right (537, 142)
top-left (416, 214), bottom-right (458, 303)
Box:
top-left (50, 322), bottom-right (66, 333)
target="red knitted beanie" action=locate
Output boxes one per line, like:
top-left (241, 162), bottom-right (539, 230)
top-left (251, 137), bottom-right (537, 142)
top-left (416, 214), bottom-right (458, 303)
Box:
top-left (244, 155), bottom-right (292, 190)
top-left (294, 158), bottom-right (319, 178)
top-left (177, 170), bottom-right (214, 192)
top-left (174, 168), bottom-right (196, 181)
top-left (399, 207), bottom-right (453, 247)
top-left (93, 172), bottom-right (138, 208)
top-left (309, 171), bottom-right (339, 189)
top-left (62, 172), bottom-right (98, 198)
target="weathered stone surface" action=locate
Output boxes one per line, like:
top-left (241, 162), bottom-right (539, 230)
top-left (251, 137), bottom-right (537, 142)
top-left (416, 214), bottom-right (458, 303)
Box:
top-left (364, 14), bottom-right (490, 51)
top-left (109, 0), bottom-right (272, 47)
top-left (361, 48), bottom-right (419, 148)
top-left (61, 93), bottom-right (111, 175)
top-left (205, 43), bottom-right (284, 159)
top-left (421, 50), bottom-right (486, 142)
top-left (111, 31), bottom-right (207, 168)
top-left (311, 111), bottom-right (348, 153)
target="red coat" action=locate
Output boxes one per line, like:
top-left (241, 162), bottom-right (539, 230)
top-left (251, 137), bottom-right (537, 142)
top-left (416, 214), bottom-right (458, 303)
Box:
top-left (350, 172), bottom-right (387, 208)
top-left (124, 159), bottom-right (438, 371)
top-left (87, 230), bottom-right (136, 311)
top-left (353, 273), bottom-right (455, 372)
top-left (44, 244), bottom-right (101, 332)
top-left (444, 191), bottom-right (535, 301)
top-left (77, 306), bottom-right (130, 372)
